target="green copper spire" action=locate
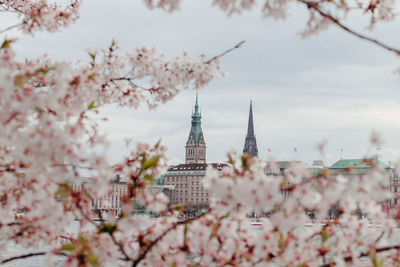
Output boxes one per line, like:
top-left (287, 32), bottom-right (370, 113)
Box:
top-left (185, 92), bottom-right (206, 164)
top-left (190, 92), bottom-right (202, 144)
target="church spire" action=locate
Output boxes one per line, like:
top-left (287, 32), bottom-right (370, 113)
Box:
top-left (243, 100), bottom-right (258, 157)
top-left (247, 100), bottom-right (255, 137)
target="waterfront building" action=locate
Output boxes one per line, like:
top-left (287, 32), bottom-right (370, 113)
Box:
top-left (243, 100), bottom-right (258, 157)
top-left (391, 171), bottom-right (400, 211)
top-left (91, 175), bottom-right (128, 217)
top-left (162, 93), bottom-right (227, 213)
top-left (71, 175), bottom-right (128, 218)
top-left (329, 158), bottom-right (392, 175)
top-left (72, 174), bottom-right (174, 218)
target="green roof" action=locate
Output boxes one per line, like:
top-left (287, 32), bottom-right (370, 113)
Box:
top-left (329, 158), bottom-right (392, 173)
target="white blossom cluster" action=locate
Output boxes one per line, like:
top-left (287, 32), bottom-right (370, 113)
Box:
top-left (0, 0), bottom-right (400, 266)
top-left (0, 0), bottom-right (82, 33)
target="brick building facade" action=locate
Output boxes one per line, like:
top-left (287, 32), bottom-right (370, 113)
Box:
top-left (162, 93), bottom-right (227, 212)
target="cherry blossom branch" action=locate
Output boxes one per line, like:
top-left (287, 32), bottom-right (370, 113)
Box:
top-left (320, 244), bottom-right (400, 266)
top-left (374, 230), bottom-right (385, 245)
top-left (1, 252), bottom-right (46, 264)
top-left (109, 78), bottom-right (154, 91)
top-left (109, 232), bottom-right (131, 261)
top-left (204, 40), bottom-right (245, 64)
top-left (0, 23), bottom-right (23, 35)
top-left (1, 252), bottom-right (66, 264)
top-left (131, 211), bottom-right (210, 267)
top-left (110, 40), bottom-right (245, 86)
top-left (297, 0), bottom-right (400, 55)
top-left (71, 185), bottom-right (131, 262)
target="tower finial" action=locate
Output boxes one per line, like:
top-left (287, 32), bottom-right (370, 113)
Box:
top-left (194, 91), bottom-right (199, 113)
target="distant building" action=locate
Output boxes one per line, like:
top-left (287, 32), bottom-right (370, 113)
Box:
top-left (391, 171), bottom-right (400, 210)
top-left (329, 158), bottom-right (392, 218)
top-left (72, 175), bottom-right (128, 218)
top-left (243, 100), bottom-right (258, 157)
top-left (329, 158), bottom-right (392, 175)
top-left (308, 160), bottom-right (325, 176)
top-left (163, 163), bottom-right (225, 212)
top-left (162, 93), bottom-right (227, 213)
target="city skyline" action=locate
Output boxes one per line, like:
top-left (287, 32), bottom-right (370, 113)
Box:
top-left (7, 1), bottom-right (400, 166)
top-left (103, 91), bottom-right (391, 167)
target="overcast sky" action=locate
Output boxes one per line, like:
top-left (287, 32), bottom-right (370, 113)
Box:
top-left (4, 0), bottom-right (400, 166)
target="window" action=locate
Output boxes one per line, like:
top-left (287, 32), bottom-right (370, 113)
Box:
top-left (395, 188), bottom-right (398, 193)
top-left (395, 199), bottom-right (398, 205)
top-left (172, 177), bottom-right (174, 182)
top-left (167, 177), bottom-right (169, 182)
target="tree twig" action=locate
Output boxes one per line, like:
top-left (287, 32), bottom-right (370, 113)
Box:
top-left (0, 23), bottom-right (22, 35)
top-left (109, 232), bottom-right (131, 261)
top-left (1, 252), bottom-right (66, 264)
top-left (320, 244), bottom-right (400, 267)
top-left (297, 0), bottom-right (400, 55)
top-left (204, 40), bottom-right (245, 64)
top-left (374, 230), bottom-right (385, 246)
top-left (131, 211), bottom-right (210, 267)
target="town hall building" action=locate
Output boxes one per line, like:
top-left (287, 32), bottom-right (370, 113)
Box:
top-left (161, 93), bottom-right (225, 212)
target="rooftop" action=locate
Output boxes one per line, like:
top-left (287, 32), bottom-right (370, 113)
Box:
top-left (330, 158), bottom-right (392, 172)
top-left (167, 163), bottom-right (228, 172)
